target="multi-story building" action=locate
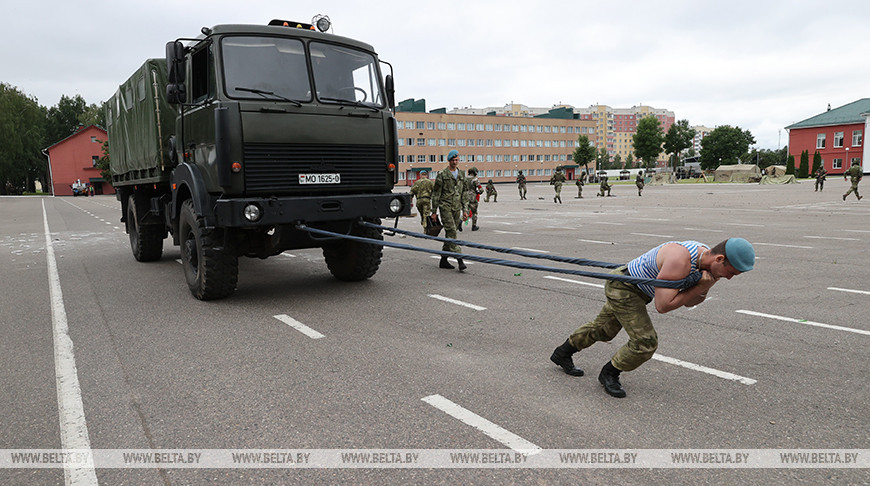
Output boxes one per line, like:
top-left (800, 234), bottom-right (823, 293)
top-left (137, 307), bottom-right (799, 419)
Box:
top-left (785, 99), bottom-right (868, 175)
top-left (573, 104), bottom-right (676, 163)
top-left (690, 126), bottom-right (714, 155)
top-left (396, 101), bottom-right (597, 186)
top-left (45, 124), bottom-right (115, 196)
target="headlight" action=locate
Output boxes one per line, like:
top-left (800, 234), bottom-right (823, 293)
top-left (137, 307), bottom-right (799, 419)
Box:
top-left (389, 197), bottom-right (403, 214)
top-left (243, 203), bottom-right (263, 222)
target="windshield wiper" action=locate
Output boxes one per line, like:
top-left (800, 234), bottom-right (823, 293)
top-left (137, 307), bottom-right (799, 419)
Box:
top-left (234, 86), bottom-right (303, 107)
top-left (319, 96), bottom-right (378, 112)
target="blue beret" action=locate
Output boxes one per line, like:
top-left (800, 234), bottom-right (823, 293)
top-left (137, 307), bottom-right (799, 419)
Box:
top-left (448, 150), bottom-right (459, 160)
top-left (725, 237), bottom-right (755, 272)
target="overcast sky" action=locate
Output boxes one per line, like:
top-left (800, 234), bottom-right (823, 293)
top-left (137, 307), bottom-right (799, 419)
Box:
top-left (3, 0), bottom-right (868, 149)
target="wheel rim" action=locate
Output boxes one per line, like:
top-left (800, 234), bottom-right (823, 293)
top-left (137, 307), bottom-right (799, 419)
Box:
top-left (184, 232), bottom-right (199, 275)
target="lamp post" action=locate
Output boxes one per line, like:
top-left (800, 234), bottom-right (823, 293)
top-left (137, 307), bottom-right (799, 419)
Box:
top-left (845, 147), bottom-right (849, 177)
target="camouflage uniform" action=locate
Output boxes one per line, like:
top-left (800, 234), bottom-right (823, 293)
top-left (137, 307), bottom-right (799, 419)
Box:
top-left (550, 170), bottom-right (566, 203)
top-left (463, 168), bottom-right (483, 230)
top-left (516, 172), bottom-right (527, 200)
top-left (575, 179), bottom-right (583, 198)
top-left (814, 167), bottom-right (826, 192)
top-left (409, 175), bottom-right (434, 227)
top-left (598, 176), bottom-right (612, 197)
top-left (842, 163), bottom-right (862, 200)
top-left (484, 180), bottom-right (498, 202)
top-left (432, 166), bottom-right (468, 254)
top-left (636, 172), bottom-right (644, 196)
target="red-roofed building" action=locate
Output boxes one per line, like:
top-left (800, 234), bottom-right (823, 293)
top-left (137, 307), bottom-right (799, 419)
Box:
top-left (45, 124), bottom-right (114, 196)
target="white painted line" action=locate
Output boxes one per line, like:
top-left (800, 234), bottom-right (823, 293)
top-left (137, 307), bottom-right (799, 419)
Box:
top-left (842, 229), bottom-right (870, 233)
top-left (421, 394), bottom-right (542, 454)
top-left (273, 314), bottom-right (325, 339)
top-left (429, 255), bottom-right (474, 264)
top-left (803, 235), bottom-right (860, 241)
top-left (544, 275), bottom-right (604, 288)
top-left (494, 230), bottom-right (522, 234)
top-left (577, 239), bottom-right (612, 244)
top-left (42, 201), bottom-right (98, 485)
top-left (652, 354), bottom-right (756, 385)
top-left (736, 310), bottom-right (870, 336)
top-left (752, 242), bottom-right (813, 249)
top-left (725, 222), bottom-right (765, 227)
top-left (510, 247), bottom-right (550, 253)
top-left (281, 253), bottom-right (297, 258)
top-left (683, 227), bottom-right (724, 233)
top-left (630, 232), bottom-right (673, 238)
top-left (828, 287), bottom-right (870, 295)
top-left (428, 294), bottom-right (487, 311)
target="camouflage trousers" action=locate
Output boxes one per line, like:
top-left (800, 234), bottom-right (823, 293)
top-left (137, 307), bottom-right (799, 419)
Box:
top-left (439, 206), bottom-right (463, 254)
top-left (518, 184), bottom-right (527, 198)
top-left (844, 182), bottom-right (861, 199)
top-left (416, 199), bottom-right (431, 228)
top-left (568, 266), bottom-right (656, 372)
top-left (468, 199), bottom-right (479, 226)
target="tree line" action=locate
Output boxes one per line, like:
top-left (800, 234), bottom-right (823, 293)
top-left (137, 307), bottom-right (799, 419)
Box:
top-left (0, 83), bottom-right (104, 194)
top-left (572, 115), bottom-right (788, 175)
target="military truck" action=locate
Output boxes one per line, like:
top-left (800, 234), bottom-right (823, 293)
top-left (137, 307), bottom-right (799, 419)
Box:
top-left (105, 17), bottom-right (411, 300)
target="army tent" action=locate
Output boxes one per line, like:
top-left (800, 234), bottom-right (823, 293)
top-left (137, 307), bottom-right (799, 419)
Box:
top-left (713, 164), bottom-right (760, 183)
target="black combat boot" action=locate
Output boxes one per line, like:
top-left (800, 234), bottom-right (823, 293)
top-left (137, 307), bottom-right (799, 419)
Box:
top-left (439, 256), bottom-right (455, 269)
top-left (457, 258), bottom-right (467, 271)
top-left (472, 225), bottom-right (479, 231)
top-left (598, 361), bottom-right (626, 398)
top-left (550, 339), bottom-right (584, 376)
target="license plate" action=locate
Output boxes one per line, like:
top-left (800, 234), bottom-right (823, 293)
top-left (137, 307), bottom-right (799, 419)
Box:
top-left (298, 173), bottom-right (341, 184)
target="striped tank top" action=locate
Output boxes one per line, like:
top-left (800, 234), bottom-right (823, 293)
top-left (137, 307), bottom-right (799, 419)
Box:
top-left (627, 241), bottom-right (708, 298)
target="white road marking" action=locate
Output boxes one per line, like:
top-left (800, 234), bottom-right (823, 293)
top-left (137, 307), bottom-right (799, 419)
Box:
top-left (577, 239), bottom-right (612, 244)
top-left (752, 242), bottom-right (813, 249)
top-left (652, 354), bottom-right (757, 385)
top-left (281, 253), bottom-right (298, 258)
top-left (842, 229), bottom-right (870, 233)
top-left (828, 287), bottom-right (870, 295)
top-left (273, 314), bottom-right (325, 339)
top-left (630, 232), bottom-right (673, 238)
top-left (736, 310), bottom-right (870, 336)
top-left (803, 235), bottom-right (860, 241)
top-left (42, 201), bottom-right (99, 485)
top-left (421, 394), bottom-right (542, 454)
top-left (427, 294), bottom-right (487, 311)
top-left (724, 222), bottom-right (765, 227)
top-left (493, 230), bottom-right (522, 234)
top-left (683, 227), bottom-right (724, 232)
top-left (510, 247), bottom-right (550, 253)
top-left (544, 275), bottom-right (604, 288)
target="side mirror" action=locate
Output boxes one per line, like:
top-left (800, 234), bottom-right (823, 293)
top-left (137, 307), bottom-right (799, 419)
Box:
top-left (385, 74), bottom-right (395, 110)
top-left (166, 83), bottom-right (186, 105)
top-left (166, 41), bottom-right (186, 83)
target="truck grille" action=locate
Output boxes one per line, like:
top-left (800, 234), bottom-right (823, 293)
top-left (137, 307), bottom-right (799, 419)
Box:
top-left (243, 143), bottom-right (387, 193)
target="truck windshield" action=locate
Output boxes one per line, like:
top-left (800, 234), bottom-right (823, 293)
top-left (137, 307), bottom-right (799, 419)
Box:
top-left (221, 37), bottom-right (312, 102)
top-left (310, 42), bottom-right (384, 108)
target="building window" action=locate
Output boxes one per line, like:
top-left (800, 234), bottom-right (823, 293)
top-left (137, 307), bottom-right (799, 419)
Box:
top-left (427, 122), bottom-right (435, 130)
top-left (457, 123), bottom-right (465, 131)
top-left (428, 138), bottom-right (436, 146)
top-left (92, 156), bottom-right (99, 167)
top-left (429, 155), bottom-right (437, 162)
top-left (834, 131), bottom-right (844, 148)
top-left (495, 170), bottom-right (502, 177)
top-left (476, 123), bottom-right (484, 131)
top-left (90, 136), bottom-right (98, 143)
top-left (398, 139), bottom-right (404, 146)
top-left (486, 170), bottom-right (494, 177)
top-left (447, 122), bottom-right (455, 130)
top-left (438, 122), bottom-right (446, 130)
top-left (417, 155), bottom-right (426, 163)
top-left (405, 121), bottom-right (414, 129)
top-left (853, 130), bottom-right (863, 146)
top-left (816, 133), bottom-right (826, 149)
top-left (416, 138), bottom-right (425, 146)
top-left (833, 158), bottom-right (842, 170)
top-left (438, 139), bottom-right (446, 146)
top-left (416, 121), bottom-right (425, 129)
top-left (407, 138), bottom-right (413, 146)
top-left (448, 139), bottom-right (456, 146)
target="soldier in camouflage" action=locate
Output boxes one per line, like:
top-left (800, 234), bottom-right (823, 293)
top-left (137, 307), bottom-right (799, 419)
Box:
top-left (409, 170), bottom-right (434, 228)
top-left (842, 160), bottom-right (863, 201)
top-left (431, 150), bottom-right (469, 270)
top-left (550, 168), bottom-right (566, 203)
top-left (464, 167), bottom-right (483, 231)
top-left (516, 170), bottom-right (528, 200)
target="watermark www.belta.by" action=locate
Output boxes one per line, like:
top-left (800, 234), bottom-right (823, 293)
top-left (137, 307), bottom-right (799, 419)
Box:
top-left (1, 449), bottom-right (866, 469)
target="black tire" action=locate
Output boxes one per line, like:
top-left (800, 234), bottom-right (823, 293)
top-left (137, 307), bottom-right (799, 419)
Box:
top-left (179, 200), bottom-right (238, 300)
top-left (322, 219), bottom-right (383, 281)
top-left (127, 195), bottom-right (164, 262)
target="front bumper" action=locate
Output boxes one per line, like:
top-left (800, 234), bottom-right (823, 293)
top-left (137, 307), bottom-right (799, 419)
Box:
top-left (213, 193), bottom-right (412, 227)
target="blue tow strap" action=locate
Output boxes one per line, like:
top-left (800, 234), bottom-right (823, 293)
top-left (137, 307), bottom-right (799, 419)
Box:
top-left (296, 222), bottom-right (701, 290)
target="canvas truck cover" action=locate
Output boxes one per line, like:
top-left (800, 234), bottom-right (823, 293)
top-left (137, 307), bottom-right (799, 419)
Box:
top-left (105, 59), bottom-right (175, 186)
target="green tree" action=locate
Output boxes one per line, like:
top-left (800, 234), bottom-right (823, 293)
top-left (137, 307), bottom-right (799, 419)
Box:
top-left (625, 152), bottom-right (635, 168)
top-left (95, 139), bottom-right (112, 185)
top-left (0, 83), bottom-right (47, 194)
top-left (597, 147), bottom-right (610, 172)
top-left (663, 119), bottom-right (696, 173)
top-left (45, 94), bottom-right (89, 145)
top-left (811, 151), bottom-right (822, 176)
top-left (798, 150), bottom-right (809, 178)
top-left (786, 154), bottom-right (795, 175)
top-left (612, 153), bottom-right (622, 169)
top-left (698, 125), bottom-right (755, 170)
top-left (633, 115), bottom-right (664, 170)
top-left (79, 101), bottom-right (106, 128)
top-left (572, 134), bottom-right (597, 175)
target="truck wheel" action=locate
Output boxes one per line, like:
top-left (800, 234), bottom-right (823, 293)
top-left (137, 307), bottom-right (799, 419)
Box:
top-left (127, 195), bottom-right (163, 262)
top-left (179, 200), bottom-right (238, 300)
top-left (322, 219), bottom-right (383, 281)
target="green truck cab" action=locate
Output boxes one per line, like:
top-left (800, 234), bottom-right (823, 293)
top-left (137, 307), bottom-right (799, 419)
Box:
top-left (105, 18), bottom-right (410, 300)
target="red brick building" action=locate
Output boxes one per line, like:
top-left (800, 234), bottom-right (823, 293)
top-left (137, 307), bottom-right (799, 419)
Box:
top-left (45, 125), bottom-right (114, 196)
top-left (785, 99), bottom-right (868, 175)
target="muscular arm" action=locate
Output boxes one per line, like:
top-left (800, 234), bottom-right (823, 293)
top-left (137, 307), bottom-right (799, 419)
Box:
top-left (653, 244), bottom-right (717, 314)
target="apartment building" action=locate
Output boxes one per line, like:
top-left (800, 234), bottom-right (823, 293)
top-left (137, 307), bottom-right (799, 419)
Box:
top-left (396, 103), bottom-right (597, 186)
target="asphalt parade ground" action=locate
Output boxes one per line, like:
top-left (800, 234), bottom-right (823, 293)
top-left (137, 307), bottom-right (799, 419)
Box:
top-left (1, 177), bottom-right (868, 485)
